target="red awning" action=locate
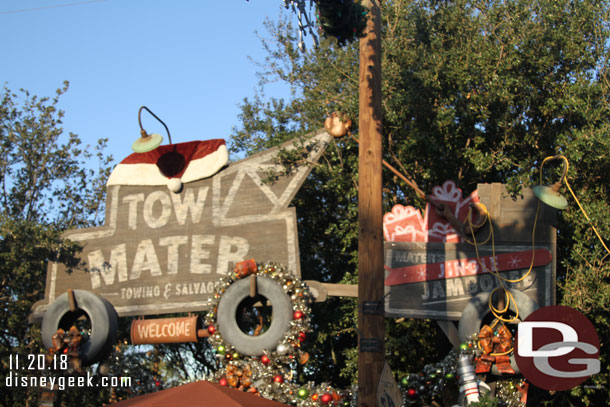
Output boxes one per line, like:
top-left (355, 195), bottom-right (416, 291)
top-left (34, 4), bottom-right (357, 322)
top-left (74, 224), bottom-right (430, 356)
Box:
top-left (110, 380), bottom-right (291, 407)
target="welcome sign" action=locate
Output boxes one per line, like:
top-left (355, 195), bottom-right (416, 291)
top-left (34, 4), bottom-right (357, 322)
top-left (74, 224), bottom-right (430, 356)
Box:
top-left (31, 130), bottom-right (331, 319)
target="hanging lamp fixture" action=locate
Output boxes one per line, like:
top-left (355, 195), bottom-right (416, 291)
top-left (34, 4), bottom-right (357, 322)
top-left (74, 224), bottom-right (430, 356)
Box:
top-left (132, 106), bottom-right (172, 153)
top-left (533, 155), bottom-right (569, 210)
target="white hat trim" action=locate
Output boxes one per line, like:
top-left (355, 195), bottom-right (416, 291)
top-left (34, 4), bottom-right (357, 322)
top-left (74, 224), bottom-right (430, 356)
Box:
top-left (106, 145), bottom-right (229, 187)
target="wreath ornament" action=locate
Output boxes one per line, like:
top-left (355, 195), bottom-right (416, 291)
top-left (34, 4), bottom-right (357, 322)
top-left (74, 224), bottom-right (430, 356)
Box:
top-left (204, 260), bottom-right (351, 406)
top-left (205, 260), bottom-right (313, 362)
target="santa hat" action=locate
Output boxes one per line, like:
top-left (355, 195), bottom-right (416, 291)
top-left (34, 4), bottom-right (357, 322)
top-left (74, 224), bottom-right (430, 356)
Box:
top-left (106, 139), bottom-right (228, 192)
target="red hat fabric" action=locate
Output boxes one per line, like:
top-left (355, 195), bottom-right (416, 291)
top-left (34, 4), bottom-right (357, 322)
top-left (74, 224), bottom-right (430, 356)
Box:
top-left (107, 139), bottom-right (228, 189)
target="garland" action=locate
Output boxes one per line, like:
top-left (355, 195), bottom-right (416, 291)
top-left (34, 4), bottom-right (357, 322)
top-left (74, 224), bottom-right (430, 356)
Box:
top-left (204, 261), bottom-right (353, 406)
top-left (315, 0), bottom-right (368, 45)
top-left (400, 335), bottom-right (526, 407)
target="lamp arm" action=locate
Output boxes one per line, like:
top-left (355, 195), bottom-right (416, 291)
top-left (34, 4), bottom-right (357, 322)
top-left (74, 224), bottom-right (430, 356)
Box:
top-left (138, 106), bottom-right (173, 144)
top-left (540, 155), bottom-right (569, 191)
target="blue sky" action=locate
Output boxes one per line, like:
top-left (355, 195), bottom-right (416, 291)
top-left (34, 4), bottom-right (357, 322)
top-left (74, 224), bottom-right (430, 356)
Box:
top-left (1, 0), bottom-right (300, 164)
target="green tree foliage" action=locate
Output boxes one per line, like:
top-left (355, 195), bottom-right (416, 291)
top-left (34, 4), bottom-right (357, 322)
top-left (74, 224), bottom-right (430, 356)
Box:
top-left (0, 83), bottom-right (223, 407)
top-left (232, 0), bottom-right (610, 404)
top-left (0, 82), bottom-right (115, 406)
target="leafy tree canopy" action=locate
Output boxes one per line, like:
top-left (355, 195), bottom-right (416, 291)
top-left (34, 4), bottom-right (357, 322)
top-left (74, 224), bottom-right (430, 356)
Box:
top-left (0, 82), bottom-right (116, 406)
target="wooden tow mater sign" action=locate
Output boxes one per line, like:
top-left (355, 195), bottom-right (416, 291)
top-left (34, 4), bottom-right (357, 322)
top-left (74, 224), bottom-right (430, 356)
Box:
top-left (31, 130), bottom-right (332, 320)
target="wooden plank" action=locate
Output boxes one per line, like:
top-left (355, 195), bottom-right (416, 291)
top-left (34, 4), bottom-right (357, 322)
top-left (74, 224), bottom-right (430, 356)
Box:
top-left (476, 183), bottom-right (556, 243)
top-left (304, 280), bottom-right (328, 302)
top-left (304, 281), bottom-right (358, 302)
top-left (377, 362), bottom-right (403, 407)
top-left (358, 1), bottom-right (385, 406)
top-left (324, 283), bottom-right (358, 298)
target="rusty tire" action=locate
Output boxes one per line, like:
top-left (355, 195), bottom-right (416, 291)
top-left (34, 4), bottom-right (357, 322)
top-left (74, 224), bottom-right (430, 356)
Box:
top-left (41, 290), bottom-right (118, 366)
top-left (217, 276), bottom-right (292, 356)
top-left (457, 289), bottom-right (538, 375)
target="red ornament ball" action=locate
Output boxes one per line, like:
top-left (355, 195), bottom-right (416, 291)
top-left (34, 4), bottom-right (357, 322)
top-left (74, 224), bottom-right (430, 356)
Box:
top-left (311, 393), bottom-right (319, 401)
top-left (154, 380), bottom-right (160, 387)
top-left (321, 393), bottom-right (332, 404)
top-left (260, 355), bottom-right (270, 365)
top-left (219, 378), bottom-right (228, 386)
top-left (406, 388), bottom-right (417, 399)
top-left (293, 310), bottom-right (304, 320)
top-left (273, 374), bottom-right (284, 384)
top-left (298, 332), bottom-right (307, 342)
top-left (207, 325), bottom-right (216, 335)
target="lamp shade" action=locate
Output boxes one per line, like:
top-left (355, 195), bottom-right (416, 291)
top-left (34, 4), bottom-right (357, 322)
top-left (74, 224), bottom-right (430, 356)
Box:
top-left (132, 132), bottom-right (163, 153)
top-left (533, 184), bottom-right (568, 210)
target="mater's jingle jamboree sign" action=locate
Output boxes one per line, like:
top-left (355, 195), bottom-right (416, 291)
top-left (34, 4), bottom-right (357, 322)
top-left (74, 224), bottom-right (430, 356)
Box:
top-left (31, 130), bottom-right (332, 319)
top-left (383, 182), bottom-right (557, 320)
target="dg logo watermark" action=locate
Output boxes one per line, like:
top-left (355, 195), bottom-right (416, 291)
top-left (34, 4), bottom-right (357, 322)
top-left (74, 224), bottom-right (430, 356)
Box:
top-left (514, 305), bottom-right (600, 391)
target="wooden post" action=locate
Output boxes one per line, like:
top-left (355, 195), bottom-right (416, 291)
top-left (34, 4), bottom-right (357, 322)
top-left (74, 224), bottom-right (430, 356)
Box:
top-left (358, 1), bottom-right (384, 406)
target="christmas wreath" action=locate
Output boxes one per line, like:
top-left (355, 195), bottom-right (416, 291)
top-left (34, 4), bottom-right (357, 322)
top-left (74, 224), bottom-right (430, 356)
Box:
top-left (204, 260), bottom-right (352, 406)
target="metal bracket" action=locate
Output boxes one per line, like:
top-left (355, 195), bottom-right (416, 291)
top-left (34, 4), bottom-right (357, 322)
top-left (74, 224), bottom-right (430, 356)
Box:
top-left (362, 301), bottom-right (384, 315)
top-left (360, 338), bottom-right (382, 353)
